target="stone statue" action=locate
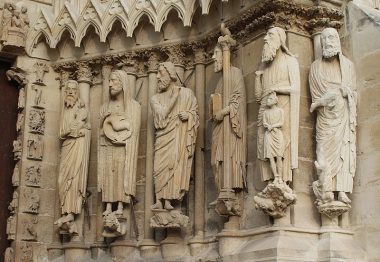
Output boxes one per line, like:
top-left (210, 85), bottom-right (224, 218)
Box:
top-left (4, 247), bottom-right (14, 262)
top-left (263, 91), bottom-right (285, 182)
top-left (210, 42), bottom-right (247, 196)
top-left (98, 69), bottom-right (141, 216)
top-left (20, 6), bottom-right (29, 29)
top-left (33, 62), bottom-right (49, 84)
top-left (150, 61), bottom-right (199, 211)
top-left (54, 80), bottom-right (91, 236)
top-left (1, 3), bottom-right (15, 42)
top-left (309, 28), bottom-right (357, 217)
top-left (253, 27), bottom-right (299, 217)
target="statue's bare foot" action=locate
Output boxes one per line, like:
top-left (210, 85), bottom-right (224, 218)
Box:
top-left (151, 201), bottom-right (163, 210)
top-left (338, 192), bottom-right (351, 204)
top-left (103, 203), bottom-right (112, 216)
top-left (65, 213), bottom-right (74, 222)
top-left (165, 200), bottom-right (174, 210)
top-left (115, 202), bottom-right (123, 215)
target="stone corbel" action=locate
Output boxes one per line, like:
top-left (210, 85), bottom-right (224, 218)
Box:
top-left (6, 67), bottom-right (28, 87)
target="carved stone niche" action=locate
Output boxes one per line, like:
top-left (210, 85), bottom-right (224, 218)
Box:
top-left (21, 216), bottom-right (38, 241)
top-left (29, 109), bottom-right (45, 134)
top-left (22, 188), bottom-right (40, 214)
top-left (25, 165), bottom-right (41, 187)
top-left (27, 135), bottom-right (43, 161)
top-left (20, 242), bottom-right (33, 262)
top-left (6, 215), bottom-right (16, 240)
top-left (102, 212), bottom-right (127, 238)
top-left (32, 62), bottom-right (49, 85)
top-left (31, 84), bottom-right (45, 109)
top-left (13, 138), bottom-right (22, 160)
top-left (150, 210), bottom-right (189, 229)
top-left (0, 3), bottom-right (29, 54)
top-left (12, 163), bottom-right (20, 187)
top-left (16, 112), bottom-right (24, 132)
top-left (4, 247), bottom-right (14, 262)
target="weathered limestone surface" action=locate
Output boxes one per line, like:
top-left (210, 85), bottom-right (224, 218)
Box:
top-left (1, 0), bottom-right (380, 261)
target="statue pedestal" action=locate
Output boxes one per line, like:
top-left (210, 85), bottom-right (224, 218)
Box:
top-left (318, 228), bottom-right (365, 261)
top-left (47, 242), bottom-right (63, 261)
top-left (150, 209), bottom-right (189, 228)
top-left (62, 241), bottom-right (90, 262)
top-left (254, 180), bottom-right (297, 218)
top-left (188, 234), bottom-right (219, 261)
top-left (160, 228), bottom-right (190, 260)
top-left (110, 239), bottom-right (140, 261)
top-left (139, 238), bottom-right (161, 260)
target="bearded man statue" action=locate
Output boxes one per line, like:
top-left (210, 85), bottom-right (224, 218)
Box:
top-left (150, 62), bottom-right (199, 211)
top-left (55, 80), bottom-right (91, 236)
top-left (309, 28), bottom-right (357, 205)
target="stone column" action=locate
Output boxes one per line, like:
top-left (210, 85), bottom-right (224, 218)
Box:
top-left (193, 47), bottom-right (206, 238)
top-left (77, 63), bottom-right (92, 110)
top-left (140, 52), bottom-right (160, 259)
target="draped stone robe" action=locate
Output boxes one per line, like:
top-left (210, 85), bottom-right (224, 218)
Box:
top-left (309, 54), bottom-right (357, 193)
top-left (257, 51), bottom-right (300, 182)
top-left (98, 99), bottom-right (141, 202)
top-left (151, 86), bottom-right (199, 201)
top-left (58, 101), bottom-right (90, 214)
top-left (211, 66), bottom-right (247, 190)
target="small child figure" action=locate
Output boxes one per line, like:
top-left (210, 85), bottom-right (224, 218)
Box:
top-left (263, 91), bottom-right (285, 182)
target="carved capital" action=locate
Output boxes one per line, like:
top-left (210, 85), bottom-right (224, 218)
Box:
top-left (137, 61), bottom-right (147, 77)
top-left (76, 62), bottom-right (92, 84)
top-left (101, 65), bottom-right (113, 79)
top-left (193, 47), bottom-right (206, 65)
top-left (165, 45), bottom-right (186, 67)
top-left (217, 35), bottom-right (237, 51)
top-left (147, 52), bottom-right (160, 73)
top-left (306, 18), bottom-right (343, 35)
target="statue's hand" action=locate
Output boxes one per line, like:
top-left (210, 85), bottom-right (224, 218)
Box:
top-left (310, 102), bottom-right (317, 113)
top-left (213, 110), bottom-right (225, 122)
top-left (179, 112), bottom-right (189, 121)
top-left (340, 86), bottom-right (348, 98)
top-left (255, 70), bottom-right (264, 77)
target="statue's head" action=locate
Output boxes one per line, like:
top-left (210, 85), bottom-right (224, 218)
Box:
top-left (109, 70), bottom-right (124, 98)
top-left (262, 27), bottom-right (286, 63)
top-left (64, 80), bottom-right (79, 107)
top-left (266, 91), bottom-right (278, 107)
top-left (212, 45), bottom-right (223, 73)
top-left (157, 62), bottom-right (177, 93)
top-left (321, 28), bottom-right (341, 59)
top-left (21, 6), bottom-right (27, 14)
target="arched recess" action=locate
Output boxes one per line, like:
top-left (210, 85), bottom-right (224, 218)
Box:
top-left (56, 31), bottom-right (84, 59)
top-left (156, 4), bottom-right (185, 32)
top-left (162, 9), bottom-right (194, 41)
top-left (134, 14), bottom-right (162, 46)
top-left (76, 20), bottom-right (102, 47)
top-left (52, 25), bottom-right (76, 48)
top-left (29, 32), bottom-right (59, 61)
top-left (102, 15), bottom-right (128, 43)
top-left (80, 24), bottom-right (108, 55)
top-left (107, 20), bottom-right (135, 51)
top-left (128, 10), bottom-right (156, 37)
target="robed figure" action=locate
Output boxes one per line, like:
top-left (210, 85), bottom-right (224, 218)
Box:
top-left (98, 70), bottom-right (141, 215)
top-left (309, 28), bottom-right (357, 204)
top-left (211, 44), bottom-right (247, 193)
top-left (255, 27), bottom-right (300, 183)
top-left (56, 80), bottom-right (91, 229)
top-left (151, 62), bottom-right (199, 210)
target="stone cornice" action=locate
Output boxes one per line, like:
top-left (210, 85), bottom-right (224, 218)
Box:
top-left (51, 0), bottom-right (344, 72)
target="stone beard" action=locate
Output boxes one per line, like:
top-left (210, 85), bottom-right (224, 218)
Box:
top-left (151, 62), bottom-right (199, 209)
top-left (58, 81), bottom-right (90, 216)
top-left (255, 27), bottom-right (300, 182)
top-left (98, 70), bottom-right (141, 215)
top-left (309, 28), bottom-right (357, 199)
top-left (211, 46), bottom-right (247, 191)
